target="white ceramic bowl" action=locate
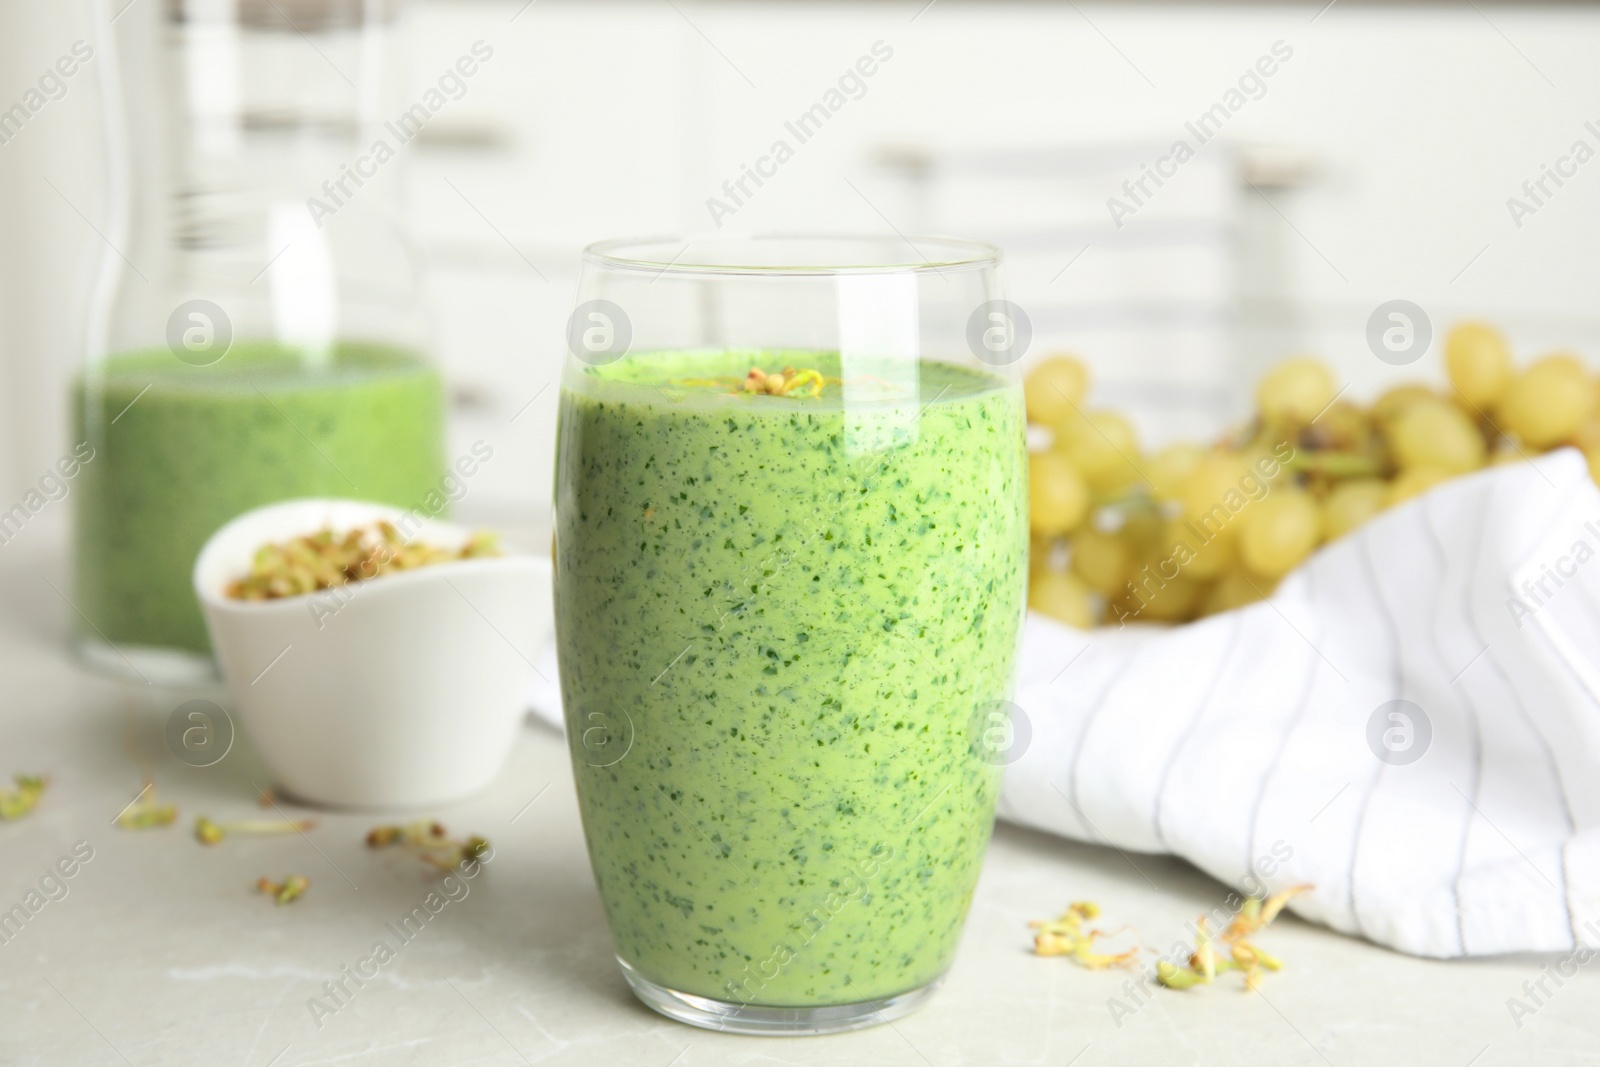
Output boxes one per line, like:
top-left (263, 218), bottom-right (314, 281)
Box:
top-left (193, 499), bottom-right (552, 809)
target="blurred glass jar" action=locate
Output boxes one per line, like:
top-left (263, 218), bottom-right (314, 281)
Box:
top-left (74, 0), bottom-right (446, 682)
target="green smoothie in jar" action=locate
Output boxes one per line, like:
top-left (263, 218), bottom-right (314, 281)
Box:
top-left (74, 341), bottom-right (445, 655)
top-left (555, 349), bottom-right (1027, 1009)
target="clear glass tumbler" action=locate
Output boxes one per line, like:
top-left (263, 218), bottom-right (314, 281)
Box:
top-left (553, 235), bottom-right (1030, 1034)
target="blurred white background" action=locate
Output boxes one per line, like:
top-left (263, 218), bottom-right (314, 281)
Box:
top-left (2, 0), bottom-right (1598, 526)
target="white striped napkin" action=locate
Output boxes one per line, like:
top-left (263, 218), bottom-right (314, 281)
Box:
top-left (1000, 448), bottom-right (1600, 957)
top-left (528, 449), bottom-right (1600, 957)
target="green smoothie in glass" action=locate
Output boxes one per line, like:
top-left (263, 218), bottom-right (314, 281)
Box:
top-left (555, 347), bottom-right (1027, 1015)
top-left (74, 341), bottom-right (445, 655)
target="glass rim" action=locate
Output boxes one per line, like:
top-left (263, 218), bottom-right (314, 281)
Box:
top-left (582, 233), bottom-right (1003, 277)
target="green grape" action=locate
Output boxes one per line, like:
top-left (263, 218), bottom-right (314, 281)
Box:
top-left (1029, 451), bottom-right (1089, 536)
top-left (1146, 442), bottom-right (1203, 502)
top-left (1489, 445), bottom-right (1525, 467)
top-left (1385, 464), bottom-right (1452, 507)
top-left (1372, 382), bottom-right (1437, 424)
top-left (1118, 508), bottom-right (1167, 554)
top-left (1030, 534), bottom-right (1066, 576)
top-left (1029, 568), bottom-right (1096, 628)
top-left (1323, 479), bottom-right (1387, 541)
top-left (1168, 520), bottom-right (1236, 579)
top-left (1023, 355), bottom-right (1090, 427)
top-left (1303, 401), bottom-right (1374, 453)
top-left (1257, 356), bottom-right (1336, 425)
top-left (1575, 413), bottom-right (1600, 453)
top-left (1239, 487), bottom-right (1322, 578)
top-left (1496, 353), bottom-right (1596, 448)
top-left (1201, 568), bottom-right (1271, 615)
top-left (1070, 526), bottom-right (1133, 596)
top-left (1178, 452), bottom-right (1252, 539)
top-left (1114, 571), bottom-right (1202, 623)
top-left (1057, 410), bottom-right (1140, 492)
top-left (1387, 397), bottom-right (1486, 474)
top-left (1445, 321), bottom-right (1514, 407)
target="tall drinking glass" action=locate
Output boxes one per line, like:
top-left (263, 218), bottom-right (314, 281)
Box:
top-left (554, 235), bottom-right (1029, 1035)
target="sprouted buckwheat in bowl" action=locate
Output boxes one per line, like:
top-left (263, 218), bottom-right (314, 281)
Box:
top-left (223, 519), bottom-right (502, 602)
top-left (194, 499), bottom-right (553, 809)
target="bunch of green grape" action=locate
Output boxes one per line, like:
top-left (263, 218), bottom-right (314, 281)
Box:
top-left (1026, 321), bottom-right (1600, 628)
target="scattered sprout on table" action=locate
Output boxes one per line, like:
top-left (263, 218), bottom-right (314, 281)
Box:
top-left (1029, 901), bottom-right (1139, 970)
top-left (115, 780), bottom-right (178, 830)
top-left (1158, 884), bottom-right (1312, 992)
top-left (196, 814), bottom-right (317, 845)
top-left (366, 819), bottom-right (491, 871)
top-left (0, 774), bottom-right (46, 821)
top-left (256, 874), bottom-right (310, 905)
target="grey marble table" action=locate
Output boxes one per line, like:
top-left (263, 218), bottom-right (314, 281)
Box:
top-left (0, 518), bottom-right (1593, 1067)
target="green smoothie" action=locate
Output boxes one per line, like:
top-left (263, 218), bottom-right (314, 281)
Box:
top-left (74, 341), bottom-right (445, 654)
top-left (554, 349), bottom-right (1027, 1007)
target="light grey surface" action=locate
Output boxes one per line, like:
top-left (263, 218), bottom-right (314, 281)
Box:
top-left (0, 522), bottom-right (1595, 1067)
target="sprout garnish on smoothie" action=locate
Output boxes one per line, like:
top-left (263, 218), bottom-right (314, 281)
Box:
top-left (669, 364), bottom-right (908, 400)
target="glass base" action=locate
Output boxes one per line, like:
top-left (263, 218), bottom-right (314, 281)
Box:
top-left (74, 635), bottom-right (219, 687)
top-left (618, 957), bottom-right (944, 1036)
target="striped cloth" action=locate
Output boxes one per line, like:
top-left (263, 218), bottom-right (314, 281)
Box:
top-left (999, 448), bottom-right (1600, 957)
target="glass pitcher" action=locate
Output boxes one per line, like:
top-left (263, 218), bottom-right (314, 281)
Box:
top-left (74, 0), bottom-right (445, 683)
